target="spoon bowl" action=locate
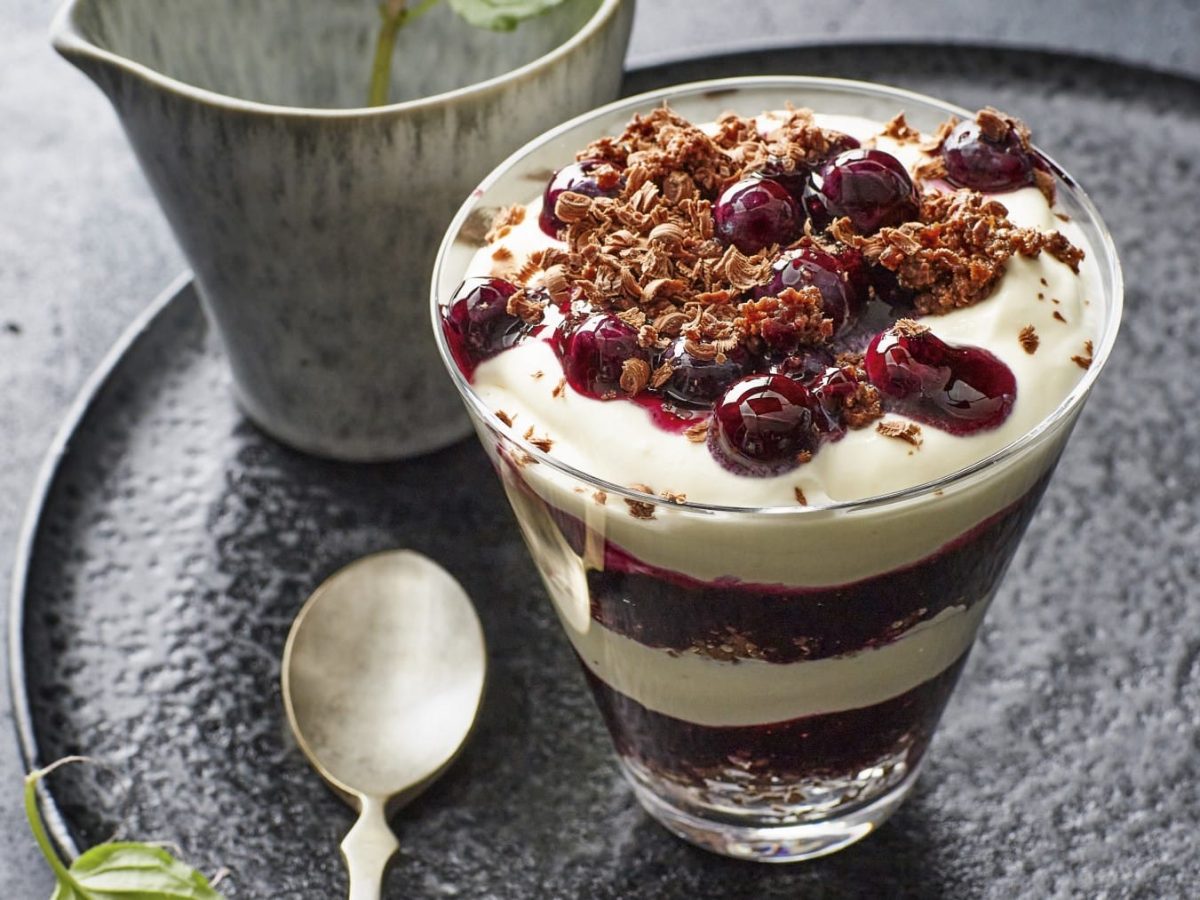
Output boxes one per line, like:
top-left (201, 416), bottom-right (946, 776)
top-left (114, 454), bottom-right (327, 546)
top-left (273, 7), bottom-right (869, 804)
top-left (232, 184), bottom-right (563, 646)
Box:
top-left (282, 550), bottom-right (486, 899)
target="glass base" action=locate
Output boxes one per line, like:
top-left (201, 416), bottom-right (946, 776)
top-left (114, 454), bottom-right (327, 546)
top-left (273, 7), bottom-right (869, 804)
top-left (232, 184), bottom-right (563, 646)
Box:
top-left (625, 760), bottom-right (922, 863)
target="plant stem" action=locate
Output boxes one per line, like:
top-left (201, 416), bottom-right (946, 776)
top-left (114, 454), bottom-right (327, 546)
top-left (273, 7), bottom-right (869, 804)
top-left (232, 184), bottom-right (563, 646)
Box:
top-left (368, 0), bottom-right (445, 107)
top-left (25, 761), bottom-right (86, 891)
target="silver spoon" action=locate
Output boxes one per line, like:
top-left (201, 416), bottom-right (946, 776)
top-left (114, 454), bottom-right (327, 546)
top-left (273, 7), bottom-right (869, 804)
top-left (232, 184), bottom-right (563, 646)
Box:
top-left (282, 550), bottom-right (486, 900)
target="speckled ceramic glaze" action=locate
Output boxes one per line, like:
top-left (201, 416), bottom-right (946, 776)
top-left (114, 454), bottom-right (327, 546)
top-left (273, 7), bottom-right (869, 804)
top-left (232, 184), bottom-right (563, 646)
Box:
top-left (50, 0), bottom-right (634, 460)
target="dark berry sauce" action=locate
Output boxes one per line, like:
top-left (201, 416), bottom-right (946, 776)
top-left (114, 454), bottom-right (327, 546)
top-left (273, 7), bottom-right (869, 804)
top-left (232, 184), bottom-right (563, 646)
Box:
top-left (560, 468), bottom-right (1052, 663)
top-left (585, 651), bottom-right (967, 791)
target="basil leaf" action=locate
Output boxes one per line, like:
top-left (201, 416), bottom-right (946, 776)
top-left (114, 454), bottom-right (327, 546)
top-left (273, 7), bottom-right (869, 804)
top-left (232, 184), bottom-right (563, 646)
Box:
top-left (447, 0), bottom-right (569, 32)
top-left (59, 843), bottom-right (223, 899)
top-left (26, 760), bottom-right (225, 900)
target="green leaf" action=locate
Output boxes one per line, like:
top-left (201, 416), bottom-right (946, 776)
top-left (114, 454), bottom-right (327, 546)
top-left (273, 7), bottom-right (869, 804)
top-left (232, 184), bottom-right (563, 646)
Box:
top-left (447, 0), bottom-right (568, 31)
top-left (59, 843), bottom-right (224, 899)
top-left (25, 759), bottom-right (225, 900)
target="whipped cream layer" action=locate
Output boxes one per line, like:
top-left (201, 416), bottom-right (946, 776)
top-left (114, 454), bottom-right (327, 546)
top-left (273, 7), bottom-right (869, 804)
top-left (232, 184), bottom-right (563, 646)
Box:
top-left (561, 599), bottom-right (986, 727)
top-left (458, 110), bottom-right (1102, 587)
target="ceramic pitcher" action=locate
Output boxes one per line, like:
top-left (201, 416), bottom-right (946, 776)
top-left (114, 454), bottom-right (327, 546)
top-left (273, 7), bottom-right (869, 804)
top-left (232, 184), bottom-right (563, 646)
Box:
top-left (52, 0), bottom-right (634, 460)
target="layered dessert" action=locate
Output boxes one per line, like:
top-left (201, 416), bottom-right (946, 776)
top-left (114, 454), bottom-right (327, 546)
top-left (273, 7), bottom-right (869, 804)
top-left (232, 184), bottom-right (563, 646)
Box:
top-left (436, 98), bottom-right (1105, 837)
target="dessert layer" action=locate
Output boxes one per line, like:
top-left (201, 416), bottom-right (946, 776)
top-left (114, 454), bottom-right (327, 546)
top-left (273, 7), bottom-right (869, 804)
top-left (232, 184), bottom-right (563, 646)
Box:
top-left (564, 601), bottom-right (984, 728)
top-left (584, 650), bottom-right (968, 783)
top-left (577, 470), bottom-right (1045, 662)
top-left (465, 112), bottom-right (1099, 508)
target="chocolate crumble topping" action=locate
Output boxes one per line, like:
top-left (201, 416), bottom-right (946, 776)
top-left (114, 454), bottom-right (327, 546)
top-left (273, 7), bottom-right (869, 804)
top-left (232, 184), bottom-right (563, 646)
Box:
top-left (624, 496), bottom-right (656, 520)
top-left (1071, 339), bottom-right (1094, 370)
top-left (506, 288), bottom-right (547, 325)
top-left (486, 203), bottom-right (526, 243)
top-left (892, 318), bottom-right (930, 337)
top-left (881, 113), bottom-right (921, 143)
top-left (541, 105), bottom-right (875, 361)
top-left (837, 192), bottom-right (1084, 315)
top-left (684, 421), bottom-right (709, 443)
top-left (876, 420), bottom-right (924, 447)
top-left (522, 424), bottom-right (554, 452)
top-left (1019, 325), bottom-right (1040, 354)
top-left (620, 357), bottom-right (651, 395)
top-left (735, 287), bottom-right (832, 351)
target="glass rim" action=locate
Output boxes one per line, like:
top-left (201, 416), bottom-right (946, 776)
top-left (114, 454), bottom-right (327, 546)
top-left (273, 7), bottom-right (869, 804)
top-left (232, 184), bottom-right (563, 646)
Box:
top-left (429, 74), bottom-right (1124, 516)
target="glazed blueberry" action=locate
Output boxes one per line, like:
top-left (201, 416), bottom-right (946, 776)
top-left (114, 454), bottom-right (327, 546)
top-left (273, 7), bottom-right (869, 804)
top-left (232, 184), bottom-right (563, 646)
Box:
top-left (755, 247), bottom-right (866, 335)
top-left (442, 277), bottom-right (523, 371)
top-left (714, 177), bottom-right (803, 254)
top-left (539, 159), bottom-right (622, 237)
top-left (765, 346), bottom-right (836, 383)
top-left (866, 263), bottom-right (916, 309)
top-left (810, 365), bottom-right (866, 433)
top-left (804, 149), bottom-right (920, 234)
top-left (864, 325), bottom-right (1016, 434)
top-left (941, 120), bottom-right (1034, 193)
top-left (833, 245), bottom-right (872, 305)
top-left (555, 314), bottom-right (646, 398)
top-left (660, 338), bottom-right (749, 407)
top-left (758, 156), bottom-right (809, 201)
top-left (710, 374), bottom-right (822, 473)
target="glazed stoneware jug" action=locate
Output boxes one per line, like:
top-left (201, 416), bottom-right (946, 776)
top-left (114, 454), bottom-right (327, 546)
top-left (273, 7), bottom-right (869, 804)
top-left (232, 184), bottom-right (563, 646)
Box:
top-left (52, 0), bottom-right (634, 460)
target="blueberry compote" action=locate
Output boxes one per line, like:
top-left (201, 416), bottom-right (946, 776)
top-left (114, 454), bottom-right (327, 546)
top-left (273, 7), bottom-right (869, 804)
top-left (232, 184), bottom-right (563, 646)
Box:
top-left (709, 375), bottom-right (823, 475)
top-left (941, 119), bottom-right (1035, 193)
top-left (755, 246), bottom-right (865, 336)
top-left (554, 313), bottom-right (647, 398)
top-left (539, 159), bottom-right (623, 237)
top-left (659, 338), bottom-right (749, 407)
top-left (440, 277), bottom-right (525, 378)
top-left (803, 149), bottom-right (919, 233)
top-left (865, 323), bottom-right (1016, 434)
top-left (714, 177), bottom-right (802, 254)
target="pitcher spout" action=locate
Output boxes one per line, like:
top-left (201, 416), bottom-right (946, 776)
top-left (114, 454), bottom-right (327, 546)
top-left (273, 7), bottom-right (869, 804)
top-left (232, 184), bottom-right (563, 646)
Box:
top-left (50, 0), bottom-right (142, 100)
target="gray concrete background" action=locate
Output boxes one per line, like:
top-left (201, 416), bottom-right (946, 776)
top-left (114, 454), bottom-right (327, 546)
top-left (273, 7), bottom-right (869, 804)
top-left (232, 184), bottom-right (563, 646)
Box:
top-left (1, 0), bottom-right (1197, 894)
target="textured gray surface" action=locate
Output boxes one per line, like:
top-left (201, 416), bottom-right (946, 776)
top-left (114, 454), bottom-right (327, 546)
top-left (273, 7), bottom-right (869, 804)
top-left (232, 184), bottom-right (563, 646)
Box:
top-left (10, 43), bottom-right (1200, 899)
top-left (3, 1), bottom-right (1200, 896)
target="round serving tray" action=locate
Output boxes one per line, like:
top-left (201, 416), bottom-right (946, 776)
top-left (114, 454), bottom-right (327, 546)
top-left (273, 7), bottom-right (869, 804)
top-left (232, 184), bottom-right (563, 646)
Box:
top-left (12, 45), bottom-right (1200, 898)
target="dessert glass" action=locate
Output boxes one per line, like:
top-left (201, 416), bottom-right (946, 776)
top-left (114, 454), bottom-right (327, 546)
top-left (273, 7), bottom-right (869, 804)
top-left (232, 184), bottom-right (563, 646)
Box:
top-left (430, 77), bottom-right (1122, 862)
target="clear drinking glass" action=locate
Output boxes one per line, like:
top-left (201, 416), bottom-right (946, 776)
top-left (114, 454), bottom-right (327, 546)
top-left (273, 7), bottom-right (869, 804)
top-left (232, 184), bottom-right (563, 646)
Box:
top-left (429, 77), bottom-right (1122, 862)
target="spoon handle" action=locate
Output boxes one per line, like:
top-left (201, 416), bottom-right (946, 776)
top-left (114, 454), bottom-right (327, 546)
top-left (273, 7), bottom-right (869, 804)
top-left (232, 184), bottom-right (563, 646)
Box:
top-left (340, 795), bottom-right (399, 900)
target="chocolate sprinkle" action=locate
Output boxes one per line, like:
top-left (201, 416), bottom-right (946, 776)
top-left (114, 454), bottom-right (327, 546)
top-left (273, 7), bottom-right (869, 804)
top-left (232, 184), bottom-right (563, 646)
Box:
top-left (1019, 324), bottom-right (1040, 354)
top-left (877, 420), bottom-right (924, 447)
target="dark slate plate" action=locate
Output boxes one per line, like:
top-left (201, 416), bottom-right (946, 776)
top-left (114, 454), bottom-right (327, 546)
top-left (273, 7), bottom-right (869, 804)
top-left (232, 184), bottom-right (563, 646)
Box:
top-left (12, 46), bottom-right (1200, 899)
